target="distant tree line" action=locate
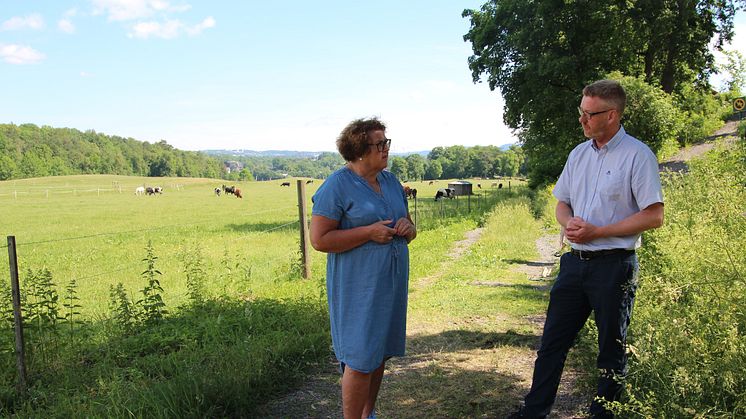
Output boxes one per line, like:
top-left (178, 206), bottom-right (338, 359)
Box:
top-left (0, 123), bottom-right (225, 181)
top-left (388, 144), bottom-right (526, 182)
top-left (0, 122), bottom-right (527, 182)
top-left (215, 152), bottom-right (346, 181)
top-left (216, 145), bottom-right (527, 183)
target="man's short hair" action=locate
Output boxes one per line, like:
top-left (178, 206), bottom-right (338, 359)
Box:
top-left (583, 79), bottom-right (626, 114)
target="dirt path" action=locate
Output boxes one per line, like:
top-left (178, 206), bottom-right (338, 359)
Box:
top-left (658, 120), bottom-right (739, 172)
top-left (257, 228), bottom-right (591, 418)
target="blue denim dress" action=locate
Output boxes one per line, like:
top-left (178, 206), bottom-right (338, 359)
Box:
top-left (312, 167), bottom-right (410, 373)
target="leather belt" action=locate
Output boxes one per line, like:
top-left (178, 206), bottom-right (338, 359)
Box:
top-left (570, 248), bottom-right (634, 261)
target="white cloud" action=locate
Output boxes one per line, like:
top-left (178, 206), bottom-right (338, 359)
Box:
top-left (80, 71), bottom-right (95, 77)
top-left (91, 0), bottom-right (191, 21)
top-left (185, 16), bottom-right (215, 36)
top-left (1, 14), bottom-right (45, 31)
top-left (128, 19), bottom-right (180, 39)
top-left (128, 16), bottom-right (215, 39)
top-left (0, 44), bottom-right (45, 64)
top-left (58, 19), bottom-right (76, 34)
top-left (64, 8), bottom-right (79, 18)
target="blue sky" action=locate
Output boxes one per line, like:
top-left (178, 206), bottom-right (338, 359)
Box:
top-left (1, 1), bottom-right (744, 153)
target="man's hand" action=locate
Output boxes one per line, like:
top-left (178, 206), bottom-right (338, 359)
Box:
top-left (564, 216), bottom-right (599, 244)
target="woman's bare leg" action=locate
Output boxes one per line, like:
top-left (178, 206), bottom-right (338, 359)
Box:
top-left (342, 367), bottom-right (371, 419)
top-left (362, 363), bottom-right (385, 417)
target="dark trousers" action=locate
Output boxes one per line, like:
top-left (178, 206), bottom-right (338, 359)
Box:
top-left (522, 251), bottom-right (638, 418)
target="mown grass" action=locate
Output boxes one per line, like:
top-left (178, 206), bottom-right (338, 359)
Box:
top-left (378, 194), bottom-right (559, 418)
top-left (409, 197), bottom-right (546, 328)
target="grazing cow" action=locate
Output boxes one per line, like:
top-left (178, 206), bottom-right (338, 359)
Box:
top-left (403, 186), bottom-right (417, 199)
top-left (234, 187), bottom-right (243, 198)
top-left (214, 187), bottom-right (221, 196)
top-left (281, 182), bottom-right (291, 187)
top-left (410, 188), bottom-right (417, 199)
top-left (491, 182), bottom-right (498, 188)
top-left (145, 187), bottom-right (155, 195)
top-left (153, 186), bottom-right (163, 194)
top-left (135, 186), bottom-right (145, 196)
top-left (428, 181), bottom-right (434, 185)
top-left (306, 180), bottom-right (314, 184)
top-left (435, 188), bottom-right (455, 200)
top-left (477, 184), bottom-right (482, 189)
top-left (224, 185), bottom-right (236, 195)
top-left (498, 183), bottom-right (503, 189)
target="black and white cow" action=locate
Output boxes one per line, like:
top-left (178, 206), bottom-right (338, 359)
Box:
top-left (434, 188), bottom-right (455, 200)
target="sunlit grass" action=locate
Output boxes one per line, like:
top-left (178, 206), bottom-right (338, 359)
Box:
top-left (1, 175), bottom-right (320, 316)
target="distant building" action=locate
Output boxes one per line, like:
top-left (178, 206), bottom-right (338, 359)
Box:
top-left (448, 180), bottom-right (473, 196)
top-left (224, 160), bottom-right (243, 173)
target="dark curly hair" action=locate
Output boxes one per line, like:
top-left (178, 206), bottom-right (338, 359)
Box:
top-left (336, 117), bottom-right (387, 162)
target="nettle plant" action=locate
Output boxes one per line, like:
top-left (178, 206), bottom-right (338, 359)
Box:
top-left (109, 241), bottom-right (168, 331)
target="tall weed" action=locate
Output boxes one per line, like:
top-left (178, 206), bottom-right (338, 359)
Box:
top-left (610, 139), bottom-right (746, 417)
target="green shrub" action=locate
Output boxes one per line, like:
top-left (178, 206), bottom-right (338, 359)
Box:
top-left (609, 72), bottom-right (683, 160)
top-left (673, 84), bottom-right (725, 146)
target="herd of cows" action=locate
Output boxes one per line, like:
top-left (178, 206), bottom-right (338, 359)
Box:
top-left (214, 184), bottom-right (243, 198)
top-left (134, 186), bottom-right (162, 196)
top-left (133, 180), bottom-right (504, 201)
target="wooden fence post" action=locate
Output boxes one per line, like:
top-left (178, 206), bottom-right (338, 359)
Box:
top-left (296, 180), bottom-right (312, 279)
top-left (7, 236), bottom-right (27, 391)
top-left (413, 196), bottom-right (417, 226)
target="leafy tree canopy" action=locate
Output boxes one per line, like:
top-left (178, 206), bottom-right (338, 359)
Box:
top-left (463, 0), bottom-right (744, 186)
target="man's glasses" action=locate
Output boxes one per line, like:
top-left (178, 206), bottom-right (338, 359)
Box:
top-left (368, 138), bottom-right (392, 152)
top-left (577, 107), bottom-right (612, 119)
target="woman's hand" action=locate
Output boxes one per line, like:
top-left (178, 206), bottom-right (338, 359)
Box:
top-left (393, 217), bottom-right (416, 243)
top-left (369, 220), bottom-right (396, 243)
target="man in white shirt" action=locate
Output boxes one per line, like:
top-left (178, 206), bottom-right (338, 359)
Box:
top-left (511, 79), bottom-right (664, 418)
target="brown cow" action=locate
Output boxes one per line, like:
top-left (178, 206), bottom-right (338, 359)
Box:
top-left (234, 188), bottom-right (243, 198)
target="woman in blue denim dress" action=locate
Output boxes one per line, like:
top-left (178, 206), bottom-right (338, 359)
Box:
top-left (311, 117), bottom-right (416, 419)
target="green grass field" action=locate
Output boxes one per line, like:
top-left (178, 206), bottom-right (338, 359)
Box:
top-left (1, 175), bottom-right (321, 317)
top-left (0, 174), bottom-right (525, 318)
top-left (0, 174), bottom-right (533, 417)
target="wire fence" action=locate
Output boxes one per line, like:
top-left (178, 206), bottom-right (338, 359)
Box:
top-left (0, 178), bottom-right (522, 397)
top-left (1, 180), bottom-right (521, 309)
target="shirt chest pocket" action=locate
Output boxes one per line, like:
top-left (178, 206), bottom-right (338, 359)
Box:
top-left (599, 171), bottom-right (625, 202)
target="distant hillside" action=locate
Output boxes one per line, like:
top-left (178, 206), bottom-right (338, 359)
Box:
top-left (202, 149), bottom-right (323, 158)
top-left (201, 149), bottom-right (432, 158)
top-left (0, 122), bottom-right (526, 182)
top-left (0, 123), bottom-right (224, 181)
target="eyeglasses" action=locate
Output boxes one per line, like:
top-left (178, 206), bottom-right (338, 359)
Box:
top-left (577, 107), bottom-right (612, 119)
top-left (368, 138), bottom-right (392, 152)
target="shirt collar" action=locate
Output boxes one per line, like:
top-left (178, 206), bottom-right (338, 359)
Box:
top-left (591, 125), bottom-right (626, 152)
